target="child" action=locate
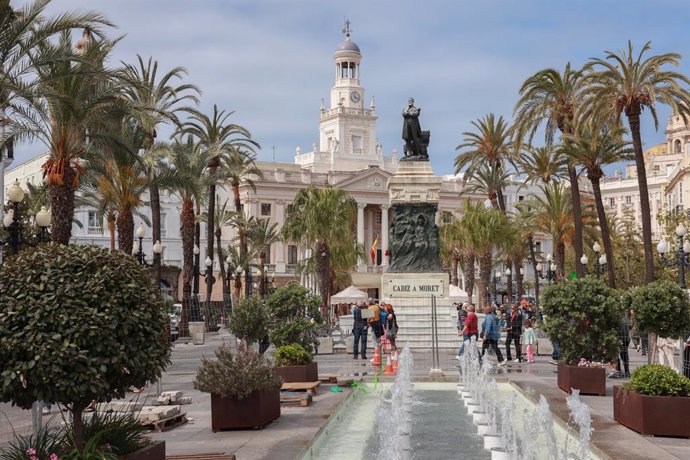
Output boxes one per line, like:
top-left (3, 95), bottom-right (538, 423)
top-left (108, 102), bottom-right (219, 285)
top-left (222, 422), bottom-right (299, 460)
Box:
top-left (523, 319), bottom-right (537, 363)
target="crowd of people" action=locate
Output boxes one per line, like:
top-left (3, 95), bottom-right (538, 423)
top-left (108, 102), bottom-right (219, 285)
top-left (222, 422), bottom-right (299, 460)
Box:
top-left (351, 299), bottom-right (398, 360)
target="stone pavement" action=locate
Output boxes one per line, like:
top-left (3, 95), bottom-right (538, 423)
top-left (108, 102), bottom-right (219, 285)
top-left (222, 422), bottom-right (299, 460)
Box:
top-left (2, 331), bottom-right (690, 459)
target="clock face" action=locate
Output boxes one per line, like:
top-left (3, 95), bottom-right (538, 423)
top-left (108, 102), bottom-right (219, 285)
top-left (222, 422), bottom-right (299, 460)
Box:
top-left (350, 91), bottom-right (361, 103)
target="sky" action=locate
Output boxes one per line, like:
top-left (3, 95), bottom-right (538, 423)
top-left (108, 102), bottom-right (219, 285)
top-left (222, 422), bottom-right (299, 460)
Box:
top-left (12, 0), bottom-right (690, 176)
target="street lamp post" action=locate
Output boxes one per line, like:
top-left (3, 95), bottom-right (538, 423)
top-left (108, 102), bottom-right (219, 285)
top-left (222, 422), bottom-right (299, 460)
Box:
top-left (1, 180), bottom-right (51, 260)
top-left (658, 223), bottom-right (690, 289)
top-left (536, 253), bottom-right (556, 285)
top-left (492, 269), bottom-right (502, 304)
top-left (133, 224), bottom-right (162, 267)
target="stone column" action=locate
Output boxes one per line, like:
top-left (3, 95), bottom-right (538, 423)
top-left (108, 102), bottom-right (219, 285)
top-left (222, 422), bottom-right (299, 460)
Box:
top-left (381, 205), bottom-right (389, 268)
top-left (357, 202), bottom-right (365, 271)
top-left (366, 207), bottom-right (374, 269)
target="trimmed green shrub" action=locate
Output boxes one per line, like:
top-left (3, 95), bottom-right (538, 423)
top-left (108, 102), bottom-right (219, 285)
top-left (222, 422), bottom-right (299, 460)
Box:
top-left (274, 343), bottom-right (313, 367)
top-left (228, 297), bottom-right (270, 346)
top-left (628, 364), bottom-right (690, 397)
top-left (630, 280), bottom-right (690, 338)
top-left (194, 345), bottom-right (282, 400)
top-left (266, 284), bottom-right (321, 354)
top-left (541, 277), bottom-right (623, 365)
top-left (0, 244), bottom-right (170, 450)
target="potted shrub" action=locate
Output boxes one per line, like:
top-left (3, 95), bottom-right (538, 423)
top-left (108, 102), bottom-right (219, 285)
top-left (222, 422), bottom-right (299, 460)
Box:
top-left (228, 297), bottom-right (271, 351)
top-left (266, 284), bottom-right (322, 357)
top-left (273, 343), bottom-right (318, 383)
top-left (614, 364), bottom-right (690, 437)
top-left (0, 245), bottom-right (170, 453)
top-left (194, 344), bottom-right (282, 431)
top-left (630, 280), bottom-right (690, 363)
top-left (541, 277), bottom-right (623, 395)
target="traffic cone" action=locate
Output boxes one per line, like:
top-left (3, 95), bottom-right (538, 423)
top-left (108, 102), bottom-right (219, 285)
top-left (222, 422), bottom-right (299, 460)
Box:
top-left (384, 355), bottom-right (396, 375)
top-left (370, 345), bottom-right (381, 366)
top-left (392, 352), bottom-right (399, 373)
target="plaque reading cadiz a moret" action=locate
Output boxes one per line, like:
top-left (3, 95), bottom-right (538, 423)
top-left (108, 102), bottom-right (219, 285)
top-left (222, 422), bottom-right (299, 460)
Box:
top-left (387, 277), bottom-right (446, 298)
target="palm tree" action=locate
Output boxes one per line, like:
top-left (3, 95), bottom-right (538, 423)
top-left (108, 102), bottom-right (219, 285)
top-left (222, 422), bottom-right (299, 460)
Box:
top-left (17, 31), bottom-right (128, 245)
top-left (513, 204), bottom-right (542, 308)
top-left (521, 183), bottom-right (574, 278)
top-left (197, 197), bottom-right (236, 299)
top-left (166, 137), bottom-right (212, 327)
top-left (455, 114), bottom-right (513, 211)
top-left (562, 125), bottom-right (634, 287)
top-left (282, 186), bottom-right (357, 314)
top-left (513, 63), bottom-right (587, 278)
top-left (247, 217), bottom-right (281, 297)
top-left (120, 55), bottom-right (200, 279)
top-left (516, 146), bottom-right (568, 184)
top-left (179, 105), bottom-right (259, 302)
top-left (463, 162), bottom-right (513, 211)
top-left (584, 41), bottom-right (690, 283)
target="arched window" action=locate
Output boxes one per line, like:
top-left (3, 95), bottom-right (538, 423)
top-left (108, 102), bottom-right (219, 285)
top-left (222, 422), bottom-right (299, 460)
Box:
top-left (675, 139), bottom-right (682, 154)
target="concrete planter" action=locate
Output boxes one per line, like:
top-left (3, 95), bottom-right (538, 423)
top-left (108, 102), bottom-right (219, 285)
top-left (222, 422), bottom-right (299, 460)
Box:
top-left (210, 390), bottom-right (280, 431)
top-left (272, 362), bottom-right (318, 383)
top-left (124, 441), bottom-right (165, 460)
top-left (188, 321), bottom-right (205, 345)
top-left (613, 386), bottom-right (690, 437)
top-left (557, 363), bottom-right (606, 396)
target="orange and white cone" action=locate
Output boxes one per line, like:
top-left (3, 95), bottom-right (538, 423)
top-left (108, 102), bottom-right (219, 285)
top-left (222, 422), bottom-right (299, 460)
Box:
top-left (384, 355), bottom-right (396, 375)
top-left (370, 344), bottom-right (381, 366)
top-left (392, 352), bottom-right (399, 373)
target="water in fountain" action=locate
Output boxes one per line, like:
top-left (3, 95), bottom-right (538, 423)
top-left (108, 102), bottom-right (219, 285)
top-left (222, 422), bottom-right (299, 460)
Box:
top-left (566, 389), bottom-right (593, 460)
top-left (375, 348), bottom-right (414, 460)
top-left (536, 396), bottom-right (559, 460)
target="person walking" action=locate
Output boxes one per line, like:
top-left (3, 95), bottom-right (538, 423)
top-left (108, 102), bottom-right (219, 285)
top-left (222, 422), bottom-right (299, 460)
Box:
top-left (456, 303), bottom-right (478, 359)
top-left (368, 300), bottom-right (385, 347)
top-left (523, 319), bottom-right (537, 363)
top-left (683, 331), bottom-right (690, 379)
top-left (352, 301), bottom-right (368, 360)
top-left (480, 305), bottom-right (505, 367)
top-left (616, 312), bottom-right (631, 377)
top-left (505, 304), bottom-right (523, 363)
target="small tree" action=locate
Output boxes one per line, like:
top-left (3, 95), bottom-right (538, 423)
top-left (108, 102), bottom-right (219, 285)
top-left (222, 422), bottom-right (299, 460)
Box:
top-left (0, 245), bottom-right (170, 451)
top-left (631, 280), bottom-right (690, 352)
top-left (228, 297), bottom-right (270, 349)
top-left (266, 284), bottom-right (321, 354)
top-left (541, 277), bottom-right (623, 365)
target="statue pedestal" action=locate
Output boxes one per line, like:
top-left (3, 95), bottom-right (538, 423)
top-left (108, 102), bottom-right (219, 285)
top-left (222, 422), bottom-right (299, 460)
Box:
top-left (388, 161), bottom-right (442, 204)
top-left (381, 273), bottom-right (449, 300)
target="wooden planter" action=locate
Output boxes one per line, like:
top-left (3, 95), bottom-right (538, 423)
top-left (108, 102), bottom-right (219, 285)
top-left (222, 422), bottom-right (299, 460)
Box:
top-left (124, 441), bottom-right (165, 460)
top-left (272, 362), bottom-right (318, 383)
top-left (557, 363), bottom-right (606, 396)
top-left (211, 390), bottom-right (280, 431)
top-left (613, 386), bottom-right (690, 437)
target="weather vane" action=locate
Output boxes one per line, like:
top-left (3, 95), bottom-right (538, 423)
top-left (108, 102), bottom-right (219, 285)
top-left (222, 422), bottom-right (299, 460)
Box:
top-left (342, 18), bottom-right (352, 38)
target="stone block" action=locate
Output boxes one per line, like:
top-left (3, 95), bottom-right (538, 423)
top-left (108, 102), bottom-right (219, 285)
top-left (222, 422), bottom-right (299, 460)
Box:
top-left (137, 405), bottom-right (179, 423)
top-left (95, 401), bottom-right (143, 413)
top-left (178, 396), bottom-right (192, 405)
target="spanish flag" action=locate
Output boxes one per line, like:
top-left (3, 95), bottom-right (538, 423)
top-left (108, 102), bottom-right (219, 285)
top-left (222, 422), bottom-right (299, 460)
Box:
top-left (370, 234), bottom-right (378, 264)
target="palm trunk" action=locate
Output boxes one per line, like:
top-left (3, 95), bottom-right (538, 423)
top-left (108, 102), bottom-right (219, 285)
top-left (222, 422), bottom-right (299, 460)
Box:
top-left (528, 234), bottom-right (540, 312)
top-left (451, 251), bottom-right (459, 286)
top-left (193, 219), bottom-right (201, 295)
top-left (463, 251), bottom-right (475, 303)
top-left (506, 258), bottom-right (513, 301)
top-left (567, 163), bottom-right (585, 278)
top-left (516, 262), bottom-right (524, 299)
top-left (627, 112), bottom-right (655, 283)
top-left (590, 175), bottom-right (616, 287)
top-left (479, 250), bottom-right (492, 306)
top-left (49, 166), bottom-right (76, 245)
top-left (316, 241), bottom-right (330, 317)
top-left (259, 252), bottom-right (266, 297)
top-left (205, 185), bottom-right (216, 302)
top-left (496, 188), bottom-right (506, 214)
top-left (556, 241), bottom-right (566, 279)
top-left (181, 198), bottom-right (195, 337)
top-left (108, 213), bottom-right (116, 251)
top-left (216, 227), bottom-right (226, 300)
top-left (116, 208), bottom-right (134, 254)
top-left (150, 183), bottom-right (162, 282)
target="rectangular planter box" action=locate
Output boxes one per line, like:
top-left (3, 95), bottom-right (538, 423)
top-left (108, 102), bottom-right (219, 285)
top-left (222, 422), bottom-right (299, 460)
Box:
top-left (273, 362), bottom-right (318, 383)
top-left (211, 390), bottom-right (280, 431)
top-left (613, 386), bottom-right (690, 437)
top-left (557, 363), bottom-right (606, 396)
top-left (125, 441), bottom-right (165, 460)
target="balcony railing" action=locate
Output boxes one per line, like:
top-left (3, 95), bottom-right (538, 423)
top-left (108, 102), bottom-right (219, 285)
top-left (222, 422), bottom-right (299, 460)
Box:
top-left (87, 226), bottom-right (103, 235)
top-left (164, 260), bottom-right (182, 268)
top-left (285, 264), bottom-right (297, 274)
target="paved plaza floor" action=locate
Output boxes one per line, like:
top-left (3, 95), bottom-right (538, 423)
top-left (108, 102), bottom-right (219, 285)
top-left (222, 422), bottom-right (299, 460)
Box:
top-left (2, 331), bottom-right (690, 459)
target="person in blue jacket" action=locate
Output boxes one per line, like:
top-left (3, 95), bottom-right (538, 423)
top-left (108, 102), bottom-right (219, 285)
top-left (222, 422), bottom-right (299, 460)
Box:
top-left (480, 305), bottom-right (506, 367)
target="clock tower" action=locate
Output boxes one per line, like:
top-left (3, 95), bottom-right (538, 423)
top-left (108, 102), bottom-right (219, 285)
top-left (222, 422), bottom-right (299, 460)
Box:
top-left (312, 21), bottom-right (381, 172)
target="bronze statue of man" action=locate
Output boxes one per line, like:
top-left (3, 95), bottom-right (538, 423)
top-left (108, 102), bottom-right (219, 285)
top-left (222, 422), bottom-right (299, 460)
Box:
top-left (402, 97), bottom-right (422, 156)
